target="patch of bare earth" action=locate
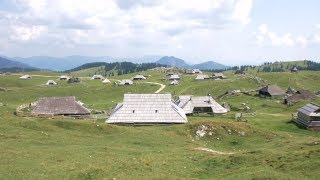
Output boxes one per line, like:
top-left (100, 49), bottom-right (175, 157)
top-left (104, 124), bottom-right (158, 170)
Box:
top-left (194, 147), bottom-right (235, 155)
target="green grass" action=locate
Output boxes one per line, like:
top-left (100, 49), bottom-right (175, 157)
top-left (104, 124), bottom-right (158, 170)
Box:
top-left (0, 70), bottom-right (320, 179)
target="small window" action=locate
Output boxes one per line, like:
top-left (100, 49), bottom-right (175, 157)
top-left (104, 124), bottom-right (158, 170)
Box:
top-left (155, 110), bottom-right (158, 113)
top-left (133, 110), bottom-right (135, 113)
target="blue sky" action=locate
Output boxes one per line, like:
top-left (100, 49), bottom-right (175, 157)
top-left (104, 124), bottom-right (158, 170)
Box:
top-left (0, 0), bottom-right (319, 65)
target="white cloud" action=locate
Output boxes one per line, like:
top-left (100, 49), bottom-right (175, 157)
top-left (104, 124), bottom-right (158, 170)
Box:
top-left (11, 25), bottom-right (47, 41)
top-left (0, 0), bottom-right (258, 58)
top-left (232, 0), bottom-right (253, 25)
top-left (255, 24), bottom-right (310, 47)
top-left (258, 24), bottom-right (268, 35)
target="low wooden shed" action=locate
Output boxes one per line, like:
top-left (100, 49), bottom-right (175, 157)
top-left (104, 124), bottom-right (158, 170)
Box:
top-left (294, 103), bottom-right (320, 130)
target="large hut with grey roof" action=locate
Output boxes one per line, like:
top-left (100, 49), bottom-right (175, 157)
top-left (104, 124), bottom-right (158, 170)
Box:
top-left (258, 85), bottom-right (286, 97)
top-left (32, 96), bottom-right (90, 117)
top-left (107, 93), bottom-right (187, 124)
top-left (176, 95), bottom-right (228, 115)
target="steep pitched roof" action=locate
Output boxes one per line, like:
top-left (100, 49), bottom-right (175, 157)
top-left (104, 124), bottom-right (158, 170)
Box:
top-left (32, 96), bottom-right (90, 116)
top-left (107, 94), bottom-right (187, 124)
top-left (102, 78), bottom-right (111, 83)
top-left (177, 95), bottom-right (228, 114)
top-left (46, 80), bottom-right (57, 85)
top-left (259, 85), bottom-right (286, 96)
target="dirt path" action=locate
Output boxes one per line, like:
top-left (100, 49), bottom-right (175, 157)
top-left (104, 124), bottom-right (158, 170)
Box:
top-left (143, 82), bottom-right (166, 93)
top-left (258, 112), bottom-right (287, 117)
top-left (194, 147), bottom-right (234, 155)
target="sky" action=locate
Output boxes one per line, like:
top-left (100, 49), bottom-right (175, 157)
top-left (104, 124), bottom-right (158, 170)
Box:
top-left (0, 0), bottom-right (319, 65)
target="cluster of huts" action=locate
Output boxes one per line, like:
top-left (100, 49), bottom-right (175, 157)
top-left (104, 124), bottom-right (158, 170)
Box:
top-left (257, 85), bottom-right (317, 105)
top-left (30, 93), bottom-right (229, 124)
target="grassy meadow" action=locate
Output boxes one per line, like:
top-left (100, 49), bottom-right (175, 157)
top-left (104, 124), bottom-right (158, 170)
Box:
top-left (0, 70), bottom-right (320, 179)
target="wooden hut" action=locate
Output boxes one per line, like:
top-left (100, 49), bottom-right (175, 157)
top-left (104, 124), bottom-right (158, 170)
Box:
top-left (32, 96), bottom-right (90, 117)
top-left (176, 95), bottom-right (228, 115)
top-left (185, 69), bottom-right (194, 74)
top-left (290, 67), bottom-right (298, 73)
top-left (193, 69), bottom-right (202, 74)
top-left (170, 80), bottom-right (179, 85)
top-left (258, 85), bottom-right (286, 97)
top-left (46, 80), bottom-right (57, 86)
top-left (132, 75), bottom-right (146, 80)
top-left (19, 75), bottom-right (32, 79)
top-left (294, 103), bottom-right (320, 130)
top-left (195, 74), bottom-right (209, 80)
top-left (285, 90), bottom-right (317, 105)
top-left (107, 94), bottom-right (187, 124)
top-left (119, 79), bottom-right (133, 85)
top-left (169, 74), bottom-right (180, 80)
top-left (102, 78), bottom-right (111, 83)
top-left (68, 77), bottom-right (80, 83)
top-left (60, 75), bottom-right (69, 80)
top-left (212, 73), bottom-right (227, 79)
top-left (91, 75), bottom-right (105, 80)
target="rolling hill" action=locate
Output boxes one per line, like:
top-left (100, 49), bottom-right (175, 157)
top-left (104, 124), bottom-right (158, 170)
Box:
top-left (156, 56), bottom-right (229, 70)
top-left (0, 56), bottom-right (37, 72)
top-left (13, 55), bottom-right (164, 71)
top-left (65, 61), bottom-right (168, 77)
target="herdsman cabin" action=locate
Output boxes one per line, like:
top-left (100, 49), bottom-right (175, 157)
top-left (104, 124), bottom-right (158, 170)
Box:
top-left (132, 75), bottom-right (146, 80)
top-left (119, 79), bottom-right (133, 85)
top-left (258, 85), bottom-right (286, 97)
top-left (169, 74), bottom-right (180, 80)
top-left (32, 96), bottom-right (90, 117)
top-left (195, 74), bottom-right (209, 80)
top-left (46, 80), bottom-right (57, 86)
top-left (212, 73), bottom-right (227, 79)
top-left (285, 90), bottom-right (316, 105)
top-left (107, 93), bottom-right (187, 124)
top-left (60, 75), bottom-right (69, 80)
top-left (19, 75), bottom-right (32, 79)
top-left (176, 95), bottom-right (228, 115)
top-left (91, 75), bottom-right (104, 80)
top-left (294, 103), bottom-right (320, 130)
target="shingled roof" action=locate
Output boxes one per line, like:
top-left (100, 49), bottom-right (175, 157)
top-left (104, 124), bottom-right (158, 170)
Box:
top-left (107, 94), bottom-right (187, 124)
top-left (32, 96), bottom-right (90, 116)
top-left (259, 85), bottom-right (286, 97)
top-left (195, 74), bottom-right (209, 80)
top-left (285, 89), bottom-right (316, 104)
top-left (177, 95), bottom-right (228, 114)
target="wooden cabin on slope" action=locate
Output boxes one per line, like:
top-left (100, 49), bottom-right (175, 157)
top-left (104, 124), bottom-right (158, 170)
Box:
top-left (107, 94), bottom-right (187, 124)
top-left (258, 85), bottom-right (286, 97)
top-left (32, 96), bottom-right (90, 117)
top-left (294, 103), bottom-right (320, 130)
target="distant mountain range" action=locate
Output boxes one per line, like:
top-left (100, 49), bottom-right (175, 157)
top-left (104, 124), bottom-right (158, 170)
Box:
top-left (12, 55), bottom-right (163, 71)
top-left (0, 56), bottom-right (37, 72)
top-left (4, 55), bottom-right (228, 71)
